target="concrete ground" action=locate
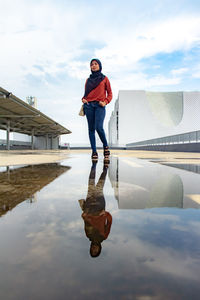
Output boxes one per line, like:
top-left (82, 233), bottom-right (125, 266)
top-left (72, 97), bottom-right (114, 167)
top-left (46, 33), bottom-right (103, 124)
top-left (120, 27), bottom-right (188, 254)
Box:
top-left (0, 150), bottom-right (70, 167)
top-left (1, 149), bottom-right (200, 167)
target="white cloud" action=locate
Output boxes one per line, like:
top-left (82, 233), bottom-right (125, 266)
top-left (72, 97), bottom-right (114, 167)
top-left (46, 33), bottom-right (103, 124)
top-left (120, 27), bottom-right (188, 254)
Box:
top-left (192, 64), bottom-right (200, 78)
top-left (95, 16), bottom-right (200, 72)
top-left (193, 72), bottom-right (200, 78)
top-left (171, 68), bottom-right (188, 75)
top-left (111, 72), bottom-right (181, 91)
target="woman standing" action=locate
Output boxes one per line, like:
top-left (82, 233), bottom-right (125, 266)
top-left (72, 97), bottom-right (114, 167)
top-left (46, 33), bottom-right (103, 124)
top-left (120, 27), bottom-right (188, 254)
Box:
top-left (82, 59), bottom-right (112, 160)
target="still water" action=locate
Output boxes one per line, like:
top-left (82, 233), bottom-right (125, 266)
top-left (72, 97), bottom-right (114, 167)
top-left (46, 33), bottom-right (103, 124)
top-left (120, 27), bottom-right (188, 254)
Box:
top-left (0, 153), bottom-right (200, 300)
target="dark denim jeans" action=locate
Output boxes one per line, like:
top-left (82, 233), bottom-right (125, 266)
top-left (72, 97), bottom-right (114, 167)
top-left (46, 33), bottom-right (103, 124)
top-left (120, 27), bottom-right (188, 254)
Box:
top-left (84, 101), bottom-right (108, 153)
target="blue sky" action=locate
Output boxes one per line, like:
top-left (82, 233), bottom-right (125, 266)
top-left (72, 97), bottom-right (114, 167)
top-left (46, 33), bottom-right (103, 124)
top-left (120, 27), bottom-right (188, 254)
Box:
top-left (0, 0), bottom-right (200, 145)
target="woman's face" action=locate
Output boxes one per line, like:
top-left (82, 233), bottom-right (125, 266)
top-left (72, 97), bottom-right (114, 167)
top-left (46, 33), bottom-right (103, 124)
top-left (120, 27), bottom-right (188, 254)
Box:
top-left (90, 60), bottom-right (100, 72)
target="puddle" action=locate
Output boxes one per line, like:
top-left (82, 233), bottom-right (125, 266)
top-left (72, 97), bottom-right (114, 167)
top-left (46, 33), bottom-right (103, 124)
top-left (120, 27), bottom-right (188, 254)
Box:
top-left (156, 162), bottom-right (200, 175)
top-left (0, 164), bottom-right (71, 217)
top-left (0, 153), bottom-right (200, 299)
top-left (109, 156), bottom-right (200, 209)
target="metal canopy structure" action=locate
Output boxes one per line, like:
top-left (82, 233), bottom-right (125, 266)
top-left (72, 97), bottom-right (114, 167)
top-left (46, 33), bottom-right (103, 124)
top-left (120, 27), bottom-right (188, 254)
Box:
top-left (0, 87), bottom-right (71, 150)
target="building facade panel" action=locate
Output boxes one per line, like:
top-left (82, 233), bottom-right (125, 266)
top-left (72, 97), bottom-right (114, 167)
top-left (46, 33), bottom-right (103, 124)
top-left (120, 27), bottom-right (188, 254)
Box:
top-left (109, 90), bottom-right (200, 147)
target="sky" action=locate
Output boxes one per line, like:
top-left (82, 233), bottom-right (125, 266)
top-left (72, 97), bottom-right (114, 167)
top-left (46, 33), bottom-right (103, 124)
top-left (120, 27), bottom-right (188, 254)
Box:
top-left (0, 0), bottom-right (200, 146)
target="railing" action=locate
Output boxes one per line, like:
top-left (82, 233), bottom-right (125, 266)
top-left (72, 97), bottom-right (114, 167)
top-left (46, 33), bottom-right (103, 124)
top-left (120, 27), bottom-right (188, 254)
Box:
top-left (0, 139), bottom-right (31, 147)
top-left (126, 130), bottom-right (200, 148)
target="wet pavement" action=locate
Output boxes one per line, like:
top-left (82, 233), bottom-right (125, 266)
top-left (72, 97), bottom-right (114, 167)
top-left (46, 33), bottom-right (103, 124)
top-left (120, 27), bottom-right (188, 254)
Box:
top-left (0, 152), bottom-right (200, 300)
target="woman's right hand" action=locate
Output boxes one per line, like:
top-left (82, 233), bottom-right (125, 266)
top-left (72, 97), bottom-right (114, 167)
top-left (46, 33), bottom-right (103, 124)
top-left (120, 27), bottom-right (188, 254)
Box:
top-left (82, 98), bottom-right (88, 104)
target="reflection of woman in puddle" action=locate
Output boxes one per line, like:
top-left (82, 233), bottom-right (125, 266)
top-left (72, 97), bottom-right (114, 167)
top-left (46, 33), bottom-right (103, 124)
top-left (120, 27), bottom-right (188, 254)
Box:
top-left (79, 162), bottom-right (112, 258)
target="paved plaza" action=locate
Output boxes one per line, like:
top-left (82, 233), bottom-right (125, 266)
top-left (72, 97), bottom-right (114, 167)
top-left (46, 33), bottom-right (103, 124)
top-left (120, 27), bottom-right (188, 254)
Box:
top-left (1, 149), bottom-right (200, 167)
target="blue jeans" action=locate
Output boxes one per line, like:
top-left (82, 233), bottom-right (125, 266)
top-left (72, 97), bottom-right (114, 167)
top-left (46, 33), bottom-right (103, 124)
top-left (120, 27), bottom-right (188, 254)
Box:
top-left (84, 101), bottom-right (108, 153)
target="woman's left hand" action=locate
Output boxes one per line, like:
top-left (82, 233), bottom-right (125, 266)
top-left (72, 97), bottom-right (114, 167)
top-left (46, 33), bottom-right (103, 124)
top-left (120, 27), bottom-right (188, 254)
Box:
top-left (99, 101), bottom-right (106, 107)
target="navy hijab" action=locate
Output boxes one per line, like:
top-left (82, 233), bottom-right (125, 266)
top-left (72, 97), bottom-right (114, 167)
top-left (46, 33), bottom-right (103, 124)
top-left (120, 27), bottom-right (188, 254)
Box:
top-left (84, 59), bottom-right (105, 98)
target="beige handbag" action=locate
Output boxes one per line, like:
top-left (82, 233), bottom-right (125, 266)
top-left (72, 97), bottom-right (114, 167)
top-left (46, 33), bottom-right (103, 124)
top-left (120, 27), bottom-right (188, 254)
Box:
top-left (79, 104), bottom-right (85, 116)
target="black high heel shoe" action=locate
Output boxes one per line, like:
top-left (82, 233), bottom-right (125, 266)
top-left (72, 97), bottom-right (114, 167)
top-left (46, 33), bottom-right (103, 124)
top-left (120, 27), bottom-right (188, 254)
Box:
top-left (91, 152), bottom-right (98, 160)
top-left (103, 147), bottom-right (110, 161)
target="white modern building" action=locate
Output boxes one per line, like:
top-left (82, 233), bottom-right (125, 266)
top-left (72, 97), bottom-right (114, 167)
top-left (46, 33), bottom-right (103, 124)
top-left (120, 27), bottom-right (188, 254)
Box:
top-left (108, 90), bottom-right (200, 151)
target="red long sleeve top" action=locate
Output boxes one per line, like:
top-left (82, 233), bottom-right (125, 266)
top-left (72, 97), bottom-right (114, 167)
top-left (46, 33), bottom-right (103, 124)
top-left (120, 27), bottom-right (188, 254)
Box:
top-left (82, 212), bottom-right (112, 240)
top-left (84, 76), bottom-right (112, 105)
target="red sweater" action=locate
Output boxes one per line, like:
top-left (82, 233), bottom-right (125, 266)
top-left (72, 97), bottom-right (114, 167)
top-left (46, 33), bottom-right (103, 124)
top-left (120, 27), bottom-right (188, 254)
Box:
top-left (82, 212), bottom-right (112, 240)
top-left (84, 76), bottom-right (112, 105)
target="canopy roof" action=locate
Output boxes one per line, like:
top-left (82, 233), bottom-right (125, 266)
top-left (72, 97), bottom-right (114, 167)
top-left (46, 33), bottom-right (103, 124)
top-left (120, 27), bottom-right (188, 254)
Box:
top-left (0, 87), bottom-right (71, 137)
top-left (0, 164), bottom-right (71, 217)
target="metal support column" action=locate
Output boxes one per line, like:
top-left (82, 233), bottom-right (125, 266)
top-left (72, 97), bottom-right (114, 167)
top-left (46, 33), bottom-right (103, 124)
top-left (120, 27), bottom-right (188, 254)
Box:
top-left (58, 135), bottom-right (60, 149)
top-left (46, 134), bottom-right (48, 150)
top-left (6, 120), bottom-right (10, 150)
top-left (31, 129), bottom-right (34, 150)
top-left (51, 135), bottom-right (53, 149)
top-left (6, 166), bottom-right (10, 181)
